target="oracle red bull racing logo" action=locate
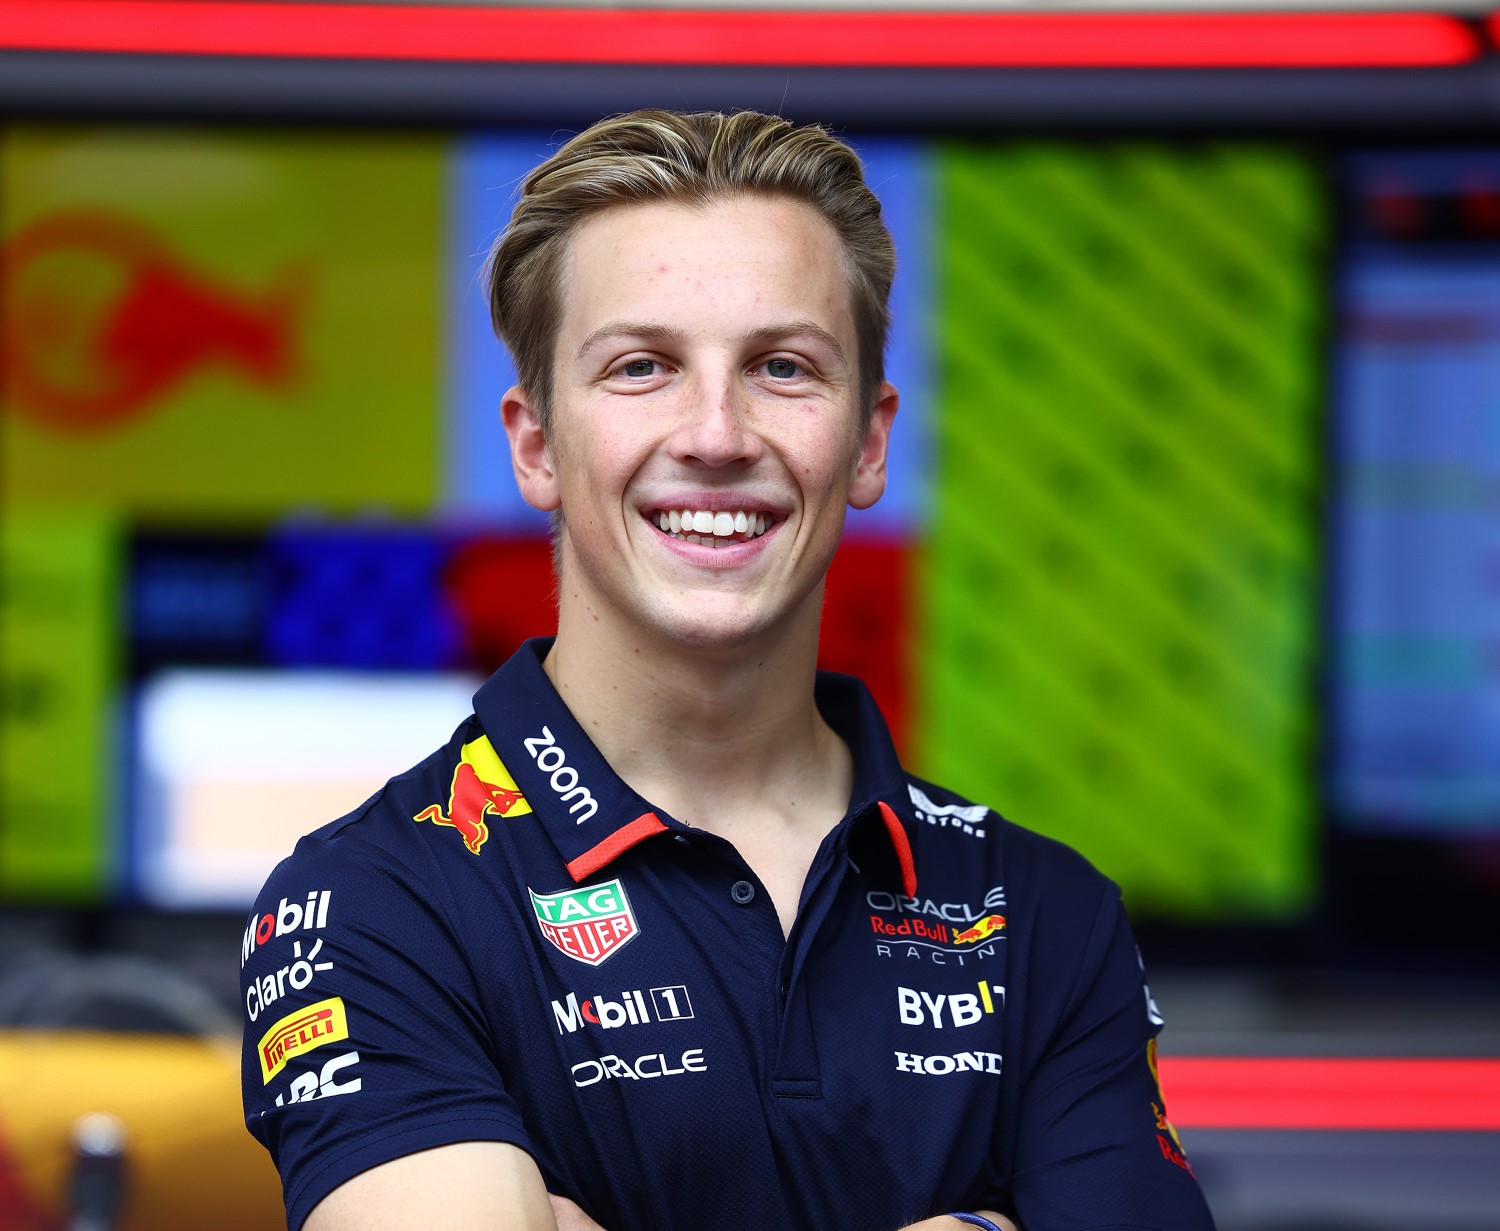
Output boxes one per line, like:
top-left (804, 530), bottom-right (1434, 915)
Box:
top-left (413, 735), bottom-right (531, 855)
top-left (530, 879), bottom-right (639, 967)
top-left (869, 886), bottom-right (1008, 965)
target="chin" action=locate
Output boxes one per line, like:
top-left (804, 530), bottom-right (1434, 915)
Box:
top-left (649, 600), bottom-right (775, 654)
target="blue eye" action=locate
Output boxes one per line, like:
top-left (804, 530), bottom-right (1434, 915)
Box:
top-left (766, 358), bottom-right (799, 378)
top-left (621, 359), bottom-right (656, 378)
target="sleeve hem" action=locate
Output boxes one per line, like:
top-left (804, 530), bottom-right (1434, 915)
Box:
top-left (283, 1114), bottom-right (534, 1231)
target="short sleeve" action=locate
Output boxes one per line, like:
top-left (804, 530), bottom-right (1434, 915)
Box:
top-left (1009, 893), bottom-right (1216, 1231)
top-left (239, 811), bottom-right (532, 1231)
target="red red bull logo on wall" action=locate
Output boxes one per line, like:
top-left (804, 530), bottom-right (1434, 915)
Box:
top-left (413, 735), bottom-right (531, 855)
top-left (530, 879), bottom-right (639, 967)
top-left (1, 209), bottom-right (305, 431)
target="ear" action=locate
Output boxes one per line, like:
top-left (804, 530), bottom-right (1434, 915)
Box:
top-left (502, 385), bottom-right (562, 512)
top-left (848, 381), bottom-right (898, 511)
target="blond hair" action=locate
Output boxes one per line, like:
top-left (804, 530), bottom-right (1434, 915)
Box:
top-left (486, 109), bottom-right (894, 434)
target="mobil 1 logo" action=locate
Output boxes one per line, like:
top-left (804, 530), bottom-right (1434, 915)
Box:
top-left (551, 985), bottom-right (694, 1034)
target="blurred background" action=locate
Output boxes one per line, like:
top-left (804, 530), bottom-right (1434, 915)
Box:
top-left (3, 1), bottom-right (1500, 1228)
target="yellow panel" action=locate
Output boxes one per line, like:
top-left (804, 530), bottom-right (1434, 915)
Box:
top-left (0, 1031), bottom-right (283, 1231)
top-left (1, 124), bottom-right (443, 516)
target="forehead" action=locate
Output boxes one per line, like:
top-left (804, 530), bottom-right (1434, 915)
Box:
top-left (554, 195), bottom-right (854, 346)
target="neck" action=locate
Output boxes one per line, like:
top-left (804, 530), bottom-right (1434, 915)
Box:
top-left (542, 584), bottom-right (850, 839)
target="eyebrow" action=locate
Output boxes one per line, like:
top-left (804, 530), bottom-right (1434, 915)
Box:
top-left (744, 321), bottom-right (847, 363)
top-left (575, 320), bottom-right (847, 363)
top-left (575, 322), bottom-right (684, 360)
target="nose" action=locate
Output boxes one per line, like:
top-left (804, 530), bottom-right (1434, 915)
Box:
top-left (667, 373), bottom-right (763, 469)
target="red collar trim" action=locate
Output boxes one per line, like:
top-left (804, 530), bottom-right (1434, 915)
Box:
top-left (565, 803), bottom-right (917, 896)
top-left (877, 801), bottom-right (919, 898)
top-left (566, 812), bottom-right (668, 883)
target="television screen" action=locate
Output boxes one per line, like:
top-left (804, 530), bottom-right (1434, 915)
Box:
top-left (1330, 150), bottom-right (1500, 834)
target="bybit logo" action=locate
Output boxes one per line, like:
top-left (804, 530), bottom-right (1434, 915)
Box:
top-left (896, 981), bottom-right (1005, 1029)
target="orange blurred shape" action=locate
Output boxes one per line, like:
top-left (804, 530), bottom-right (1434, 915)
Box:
top-left (0, 1030), bottom-right (282, 1231)
top-left (0, 209), bottom-right (306, 431)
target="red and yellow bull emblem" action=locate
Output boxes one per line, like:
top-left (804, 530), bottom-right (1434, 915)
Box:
top-left (952, 914), bottom-right (1006, 945)
top-left (258, 995), bottom-right (348, 1084)
top-left (1147, 1039), bottom-right (1194, 1174)
top-left (413, 735), bottom-right (531, 855)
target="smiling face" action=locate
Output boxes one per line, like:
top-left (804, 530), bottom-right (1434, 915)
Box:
top-left (503, 194), bottom-right (896, 657)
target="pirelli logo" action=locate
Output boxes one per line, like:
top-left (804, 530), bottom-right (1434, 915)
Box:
top-left (258, 996), bottom-right (349, 1084)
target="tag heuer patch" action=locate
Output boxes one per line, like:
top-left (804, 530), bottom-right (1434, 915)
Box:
top-left (529, 878), bottom-right (639, 966)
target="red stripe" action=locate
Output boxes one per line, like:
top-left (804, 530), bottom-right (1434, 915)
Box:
top-left (566, 812), bottom-right (668, 883)
top-left (877, 801), bottom-right (918, 899)
top-left (1160, 1057), bottom-right (1500, 1131)
top-left (0, 4), bottom-right (1479, 68)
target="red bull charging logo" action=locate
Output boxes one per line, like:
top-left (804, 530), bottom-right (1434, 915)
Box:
top-left (413, 736), bottom-right (531, 855)
top-left (1, 209), bottom-right (306, 430)
top-left (952, 914), bottom-right (1006, 945)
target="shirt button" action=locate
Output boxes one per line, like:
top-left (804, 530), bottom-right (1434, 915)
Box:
top-left (730, 879), bottom-right (755, 905)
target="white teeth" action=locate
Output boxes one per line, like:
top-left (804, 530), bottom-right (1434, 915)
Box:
top-left (656, 508), bottom-right (773, 542)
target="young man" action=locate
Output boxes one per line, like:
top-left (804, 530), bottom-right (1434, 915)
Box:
top-left (240, 110), bottom-right (1216, 1231)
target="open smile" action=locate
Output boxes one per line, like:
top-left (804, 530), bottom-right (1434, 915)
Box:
top-left (647, 507), bottom-right (775, 548)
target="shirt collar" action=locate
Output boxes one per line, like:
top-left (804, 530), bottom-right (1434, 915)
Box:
top-left (473, 638), bottom-right (917, 896)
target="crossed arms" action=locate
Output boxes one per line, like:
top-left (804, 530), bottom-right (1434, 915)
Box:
top-left (303, 1141), bottom-right (1019, 1231)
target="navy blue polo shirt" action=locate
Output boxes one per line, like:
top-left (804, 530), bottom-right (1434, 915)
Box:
top-left (240, 639), bottom-right (1215, 1231)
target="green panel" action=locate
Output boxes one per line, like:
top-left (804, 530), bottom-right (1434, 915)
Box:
top-left (0, 512), bottom-right (120, 900)
top-left (920, 144), bottom-right (1323, 920)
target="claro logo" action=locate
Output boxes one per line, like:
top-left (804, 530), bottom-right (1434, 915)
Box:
top-left (524, 726), bottom-right (598, 824)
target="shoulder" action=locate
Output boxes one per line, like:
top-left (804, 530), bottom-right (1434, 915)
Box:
top-left (239, 714), bottom-right (512, 1017)
top-left (902, 772), bottom-right (1121, 943)
top-left (906, 774), bottom-right (1113, 893)
top-left (249, 714), bottom-right (492, 917)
